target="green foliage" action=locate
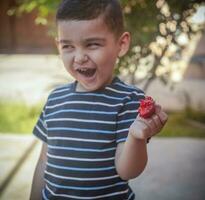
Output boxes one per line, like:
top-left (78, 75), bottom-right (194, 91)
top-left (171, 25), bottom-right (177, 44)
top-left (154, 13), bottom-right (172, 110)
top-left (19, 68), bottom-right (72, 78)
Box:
top-left (0, 102), bottom-right (42, 134)
top-left (14, 0), bottom-right (60, 15)
top-left (123, 0), bottom-right (159, 45)
top-left (118, 0), bottom-right (205, 90)
top-left (10, 0), bottom-right (61, 24)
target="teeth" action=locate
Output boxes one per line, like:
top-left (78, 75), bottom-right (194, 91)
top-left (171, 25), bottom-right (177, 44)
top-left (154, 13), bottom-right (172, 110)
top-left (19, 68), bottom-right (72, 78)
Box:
top-left (80, 69), bottom-right (87, 72)
top-left (77, 68), bottom-right (96, 77)
top-left (78, 68), bottom-right (88, 72)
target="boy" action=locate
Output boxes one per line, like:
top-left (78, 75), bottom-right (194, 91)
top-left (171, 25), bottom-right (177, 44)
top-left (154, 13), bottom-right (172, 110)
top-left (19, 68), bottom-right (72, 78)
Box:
top-left (30, 0), bottom-right (168, 199)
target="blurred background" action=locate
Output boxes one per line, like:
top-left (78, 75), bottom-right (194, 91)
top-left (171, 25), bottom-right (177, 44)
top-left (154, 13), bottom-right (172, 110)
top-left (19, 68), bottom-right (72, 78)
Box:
top-left (0, 0), bottom-right (205, 200)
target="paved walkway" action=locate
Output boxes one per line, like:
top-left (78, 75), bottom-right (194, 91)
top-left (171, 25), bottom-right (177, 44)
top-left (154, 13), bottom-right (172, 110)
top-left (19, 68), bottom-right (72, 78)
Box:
top-left (0, 134), bottom-right (41, 200)
top-left (0, 134), bottom-right (205, 200)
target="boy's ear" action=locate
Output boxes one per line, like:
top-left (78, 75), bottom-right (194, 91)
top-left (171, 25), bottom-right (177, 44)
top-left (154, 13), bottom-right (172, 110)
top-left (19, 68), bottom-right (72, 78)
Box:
top-left (118, 32), bottom-right (131, 58)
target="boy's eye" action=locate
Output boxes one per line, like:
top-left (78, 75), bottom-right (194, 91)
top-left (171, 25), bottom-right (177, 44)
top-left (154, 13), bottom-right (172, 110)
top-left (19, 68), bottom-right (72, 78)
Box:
top-left (87, 43), bottom-right (101, 49)
top-left (62, 44), bottom-right (74, 50)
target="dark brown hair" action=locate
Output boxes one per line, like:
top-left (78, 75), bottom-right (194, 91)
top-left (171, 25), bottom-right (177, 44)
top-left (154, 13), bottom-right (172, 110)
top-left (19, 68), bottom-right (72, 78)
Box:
top-left (56, 0), bottom-right (124, 37)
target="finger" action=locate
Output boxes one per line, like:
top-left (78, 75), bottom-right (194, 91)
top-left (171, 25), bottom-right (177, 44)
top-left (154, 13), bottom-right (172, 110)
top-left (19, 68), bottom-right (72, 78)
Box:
top-left (158, 111), bottom-right (168, 125)
top-left (147, 118), bottom-right (157, 135)
top-left (146, 114), bottom-right (163, 136)
top-left (155, 104), bottom-right (162, 114)
top-left (152, 114), bottom-right (163, 133)
top-left (154, 104), bottom-right (168, 125)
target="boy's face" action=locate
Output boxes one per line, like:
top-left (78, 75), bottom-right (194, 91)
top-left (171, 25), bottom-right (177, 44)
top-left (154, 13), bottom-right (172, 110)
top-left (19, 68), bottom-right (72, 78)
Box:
top-left (56, 16), bottom-right (129, 92)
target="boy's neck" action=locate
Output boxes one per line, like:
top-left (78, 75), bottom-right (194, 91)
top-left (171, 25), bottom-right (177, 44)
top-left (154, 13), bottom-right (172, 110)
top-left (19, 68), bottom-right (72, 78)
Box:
top-left (75, 75), bottom-right (115, 92)
top-left (76, 82), bottom-right (88, 92)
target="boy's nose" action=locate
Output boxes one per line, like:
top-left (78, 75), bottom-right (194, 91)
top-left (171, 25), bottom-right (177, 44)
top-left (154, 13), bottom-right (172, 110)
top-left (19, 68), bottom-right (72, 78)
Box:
top-left (74, 52), bottom-right (88, 64)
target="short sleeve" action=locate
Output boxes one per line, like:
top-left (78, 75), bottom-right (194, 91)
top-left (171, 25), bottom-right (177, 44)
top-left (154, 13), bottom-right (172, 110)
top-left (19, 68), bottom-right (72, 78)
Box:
top-left (116, 90), bottom-right (145, 144)
top-left (33, 105), bottom-right (48, 143)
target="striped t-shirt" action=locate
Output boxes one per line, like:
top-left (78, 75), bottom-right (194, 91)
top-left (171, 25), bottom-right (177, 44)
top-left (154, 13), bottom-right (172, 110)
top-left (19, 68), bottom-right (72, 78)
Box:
top-left (33, 77), bottom-right (144, 200)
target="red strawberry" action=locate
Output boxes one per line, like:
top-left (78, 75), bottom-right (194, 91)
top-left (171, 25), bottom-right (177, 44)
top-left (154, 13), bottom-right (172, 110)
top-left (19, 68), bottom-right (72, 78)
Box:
top-left (139, 96), bottom-right (155, 118)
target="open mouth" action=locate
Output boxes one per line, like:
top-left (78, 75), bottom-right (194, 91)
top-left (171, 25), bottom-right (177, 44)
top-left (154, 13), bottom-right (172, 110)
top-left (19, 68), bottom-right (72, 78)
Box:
top-left (76, 68), bottom-right (96, 78)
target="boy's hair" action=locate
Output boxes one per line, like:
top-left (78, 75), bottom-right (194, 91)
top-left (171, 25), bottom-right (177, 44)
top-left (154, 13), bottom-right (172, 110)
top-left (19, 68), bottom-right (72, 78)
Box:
top-left (56, 0), bottom-right (124, 38)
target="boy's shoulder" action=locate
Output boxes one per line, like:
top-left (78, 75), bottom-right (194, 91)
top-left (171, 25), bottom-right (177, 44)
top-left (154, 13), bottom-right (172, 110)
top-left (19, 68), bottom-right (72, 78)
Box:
top-left (110, 77), bottom-right (144, 96)
top-left (48, 82), bottom-right (74, 99)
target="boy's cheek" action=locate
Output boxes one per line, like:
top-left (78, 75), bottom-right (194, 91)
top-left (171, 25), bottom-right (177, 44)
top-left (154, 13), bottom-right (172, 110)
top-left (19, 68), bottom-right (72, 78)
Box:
top-left (94, 52), bottom-right (117, 69)
top-left (61, 57), bottom-right (73, 72)
top-left (61, 54), bottom-right (72, 64)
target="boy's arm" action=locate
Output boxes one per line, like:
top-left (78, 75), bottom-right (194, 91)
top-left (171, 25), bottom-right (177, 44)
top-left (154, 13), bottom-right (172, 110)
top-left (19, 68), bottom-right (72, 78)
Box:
top-left (115, 135), bottom-right (147, 180)
top-left (115, 105), bottom-right (168, 180)
top-left (30, 142), bottom-right (47, 200)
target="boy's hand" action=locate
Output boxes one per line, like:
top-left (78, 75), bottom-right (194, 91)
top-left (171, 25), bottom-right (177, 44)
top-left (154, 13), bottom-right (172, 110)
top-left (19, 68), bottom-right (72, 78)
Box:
top-left (129, 104), bottom-right (168, 140)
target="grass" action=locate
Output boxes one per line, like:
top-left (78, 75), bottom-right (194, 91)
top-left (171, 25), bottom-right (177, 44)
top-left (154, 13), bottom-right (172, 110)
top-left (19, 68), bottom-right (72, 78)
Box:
top-left (185, 108), bottom-right (205, 124)
top-left (159, 112), bottom-right (205, 138)
top-left (0, 102), bottom-right (204, 137)
top-left (0, 102), bottom-right (43, 134)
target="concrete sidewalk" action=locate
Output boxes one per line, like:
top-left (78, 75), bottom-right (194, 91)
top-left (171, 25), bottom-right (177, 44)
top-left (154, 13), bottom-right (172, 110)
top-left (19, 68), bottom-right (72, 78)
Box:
top-left (0, 135), bottom-right (205, 200)
top-left (130, 138), bottom-right (205, 200)
top-left (0, 134), bottom-right (41, 200)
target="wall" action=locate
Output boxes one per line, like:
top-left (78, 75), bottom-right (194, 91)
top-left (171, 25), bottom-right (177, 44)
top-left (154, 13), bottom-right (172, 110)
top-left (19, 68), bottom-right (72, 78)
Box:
top-left (0, 0), bottom-right (55, 54)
